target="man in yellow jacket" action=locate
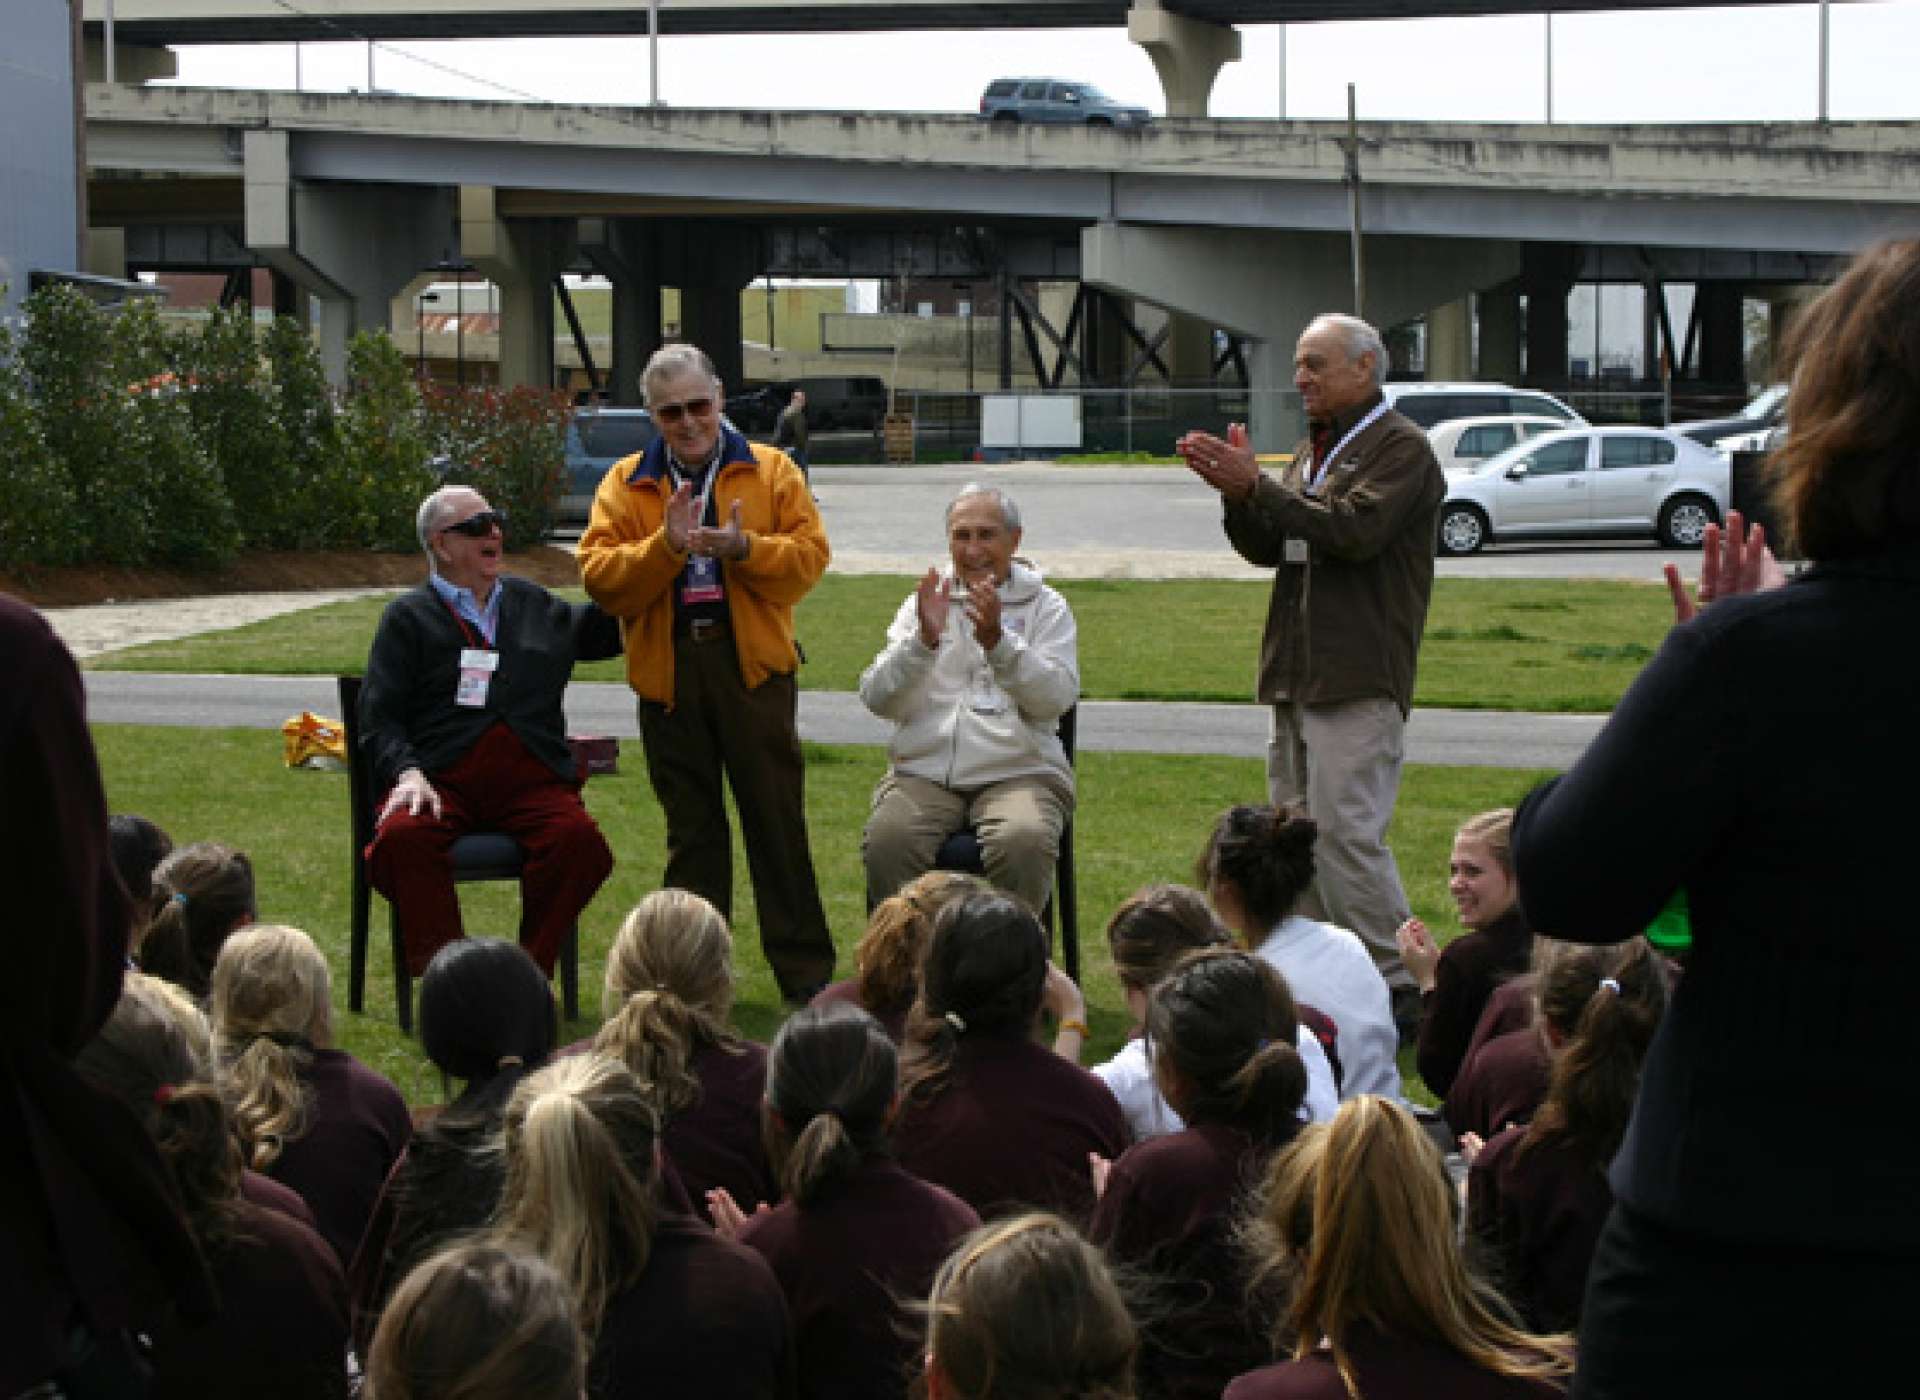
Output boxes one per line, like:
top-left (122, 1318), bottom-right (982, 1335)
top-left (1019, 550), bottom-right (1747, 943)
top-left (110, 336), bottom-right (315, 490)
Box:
top-left (579, 344), bottom-right (834, 1002)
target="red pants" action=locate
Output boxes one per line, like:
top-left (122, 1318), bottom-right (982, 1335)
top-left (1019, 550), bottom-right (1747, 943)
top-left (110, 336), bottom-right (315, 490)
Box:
top-left (366, 724), bottom-right (613, 975)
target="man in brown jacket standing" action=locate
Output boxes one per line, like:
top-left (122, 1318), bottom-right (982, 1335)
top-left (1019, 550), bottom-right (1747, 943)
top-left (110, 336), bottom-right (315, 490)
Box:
top-left (1178, 312), bottom-right (1443, 1028)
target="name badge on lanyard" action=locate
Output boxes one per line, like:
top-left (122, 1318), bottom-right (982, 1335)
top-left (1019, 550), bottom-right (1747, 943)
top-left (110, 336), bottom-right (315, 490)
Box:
top-left (677, 466), bottom-right (726, 606)
top-left (455, 647), bottom-right (499, 708)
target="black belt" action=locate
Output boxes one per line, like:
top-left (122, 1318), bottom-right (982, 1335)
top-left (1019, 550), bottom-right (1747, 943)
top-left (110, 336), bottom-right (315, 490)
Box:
top-left (676, 617), bottom-right (731, 643)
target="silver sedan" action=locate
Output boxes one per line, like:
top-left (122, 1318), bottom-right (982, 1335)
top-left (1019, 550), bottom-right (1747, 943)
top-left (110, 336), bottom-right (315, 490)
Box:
top-left (1435, 426), bottom-right (1729, 556)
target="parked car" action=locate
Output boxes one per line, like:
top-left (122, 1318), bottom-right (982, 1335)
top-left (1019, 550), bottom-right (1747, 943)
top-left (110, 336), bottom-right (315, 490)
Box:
top-left (979, 78), bottom-right (1151, 128)
top-left (1435, 425), bottom-right (1728, 555)
top-left (557, 407), bottom-right (655, 525)
top-left (1382, 382), bottom-right (1584, 431)
top-left (1674, 383), bottom-right (1788, 448)
top-left (1427, 415), bottom-right (1566, 476)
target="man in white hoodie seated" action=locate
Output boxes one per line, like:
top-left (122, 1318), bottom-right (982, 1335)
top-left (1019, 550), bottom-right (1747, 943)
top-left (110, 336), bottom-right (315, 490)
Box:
top-left (858, 483), bottom-right (1079, 916)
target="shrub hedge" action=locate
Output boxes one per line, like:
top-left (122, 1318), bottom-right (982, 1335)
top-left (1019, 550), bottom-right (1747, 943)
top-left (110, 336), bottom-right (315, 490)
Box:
top-left (0, 284), bottom-right (569, 573)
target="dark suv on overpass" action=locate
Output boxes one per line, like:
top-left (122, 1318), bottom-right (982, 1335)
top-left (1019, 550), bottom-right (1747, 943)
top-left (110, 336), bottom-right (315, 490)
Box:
top-left (979, 78), bottom-right (1151, 128)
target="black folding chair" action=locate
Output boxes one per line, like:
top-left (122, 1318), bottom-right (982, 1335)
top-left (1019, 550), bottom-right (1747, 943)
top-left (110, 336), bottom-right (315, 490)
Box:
top-left (338, 675), bottom-right (579, 1033)
top-left (931, 704), bottom-right (1080, 981)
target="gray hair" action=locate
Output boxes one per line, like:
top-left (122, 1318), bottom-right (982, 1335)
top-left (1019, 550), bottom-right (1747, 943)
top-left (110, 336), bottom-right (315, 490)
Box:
top-left (416, 485), bottom-right (484, 559)
top-left (641, 343), bottom-right (721, 404)
top-left (946, 483), bottom-right (1021, 532)
top-left (1306, 313), bottom-right (1390, 384)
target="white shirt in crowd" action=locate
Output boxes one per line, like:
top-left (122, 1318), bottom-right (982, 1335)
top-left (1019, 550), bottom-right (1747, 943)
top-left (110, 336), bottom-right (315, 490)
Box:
top-left (1250, 914), bottom-right (1404, 1101)
top-left (1092, 1021), bottom-right (1341, 1142)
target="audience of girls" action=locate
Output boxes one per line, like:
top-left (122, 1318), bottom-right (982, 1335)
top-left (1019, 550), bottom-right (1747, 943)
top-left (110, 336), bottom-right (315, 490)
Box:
top-left (1089, 948), bottom-right (1309, 1399)
top-left (584, 887), bottom-right (776, 1221)
top-left (363, 1243), bottom-right (584, 1400)
top-left (1089, 883), bottom-right (1339, 1137)
top-left (713, 1003), bottom-right (981, 1400)
top-left (351, 937), bottom-right (557, 1349)
top-left (1466, 939), bottom-right (1669, 1334)
top-left (211, 922), bottom-right (412, 1267)
top-left (890, 889), bottom-right (1129, 1220)
top-left (1199, 805), bottom-right (1403, 1099)
top-left (1396, 808), bottom-right (1532, 1097)
top-left (494, 1053), bottom-right (794, 1399)
top-left (142, 840), bottom-right (257, 998)
top-left (75, 975), bottom-right (349, 1400)
top-left (1228, 1096), bottom-right (1574, 1399)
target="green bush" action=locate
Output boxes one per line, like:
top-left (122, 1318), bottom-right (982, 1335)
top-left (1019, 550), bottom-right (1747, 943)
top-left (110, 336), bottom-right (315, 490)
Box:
top-left (0, 308), bottom-right (85, 570)
top-left (339, 331), bottom-right (436, 552)
top-left (264, 314), bottom-right (352, 548)
top-left (179, 307), bottom-right (296, 550)
top-left (422, 382), bottom-right (570, 549)
top-left (110, 301), bottom-right (240, 570)
top-left (22, 284), bottom-right (153, 564)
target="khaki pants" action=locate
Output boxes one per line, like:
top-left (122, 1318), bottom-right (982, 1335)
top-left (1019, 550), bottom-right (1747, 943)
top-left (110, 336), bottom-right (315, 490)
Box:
top-left (1268, 696), bottom-right (1414, 992)
top-left (863, 772), bottom-right (1069, 919)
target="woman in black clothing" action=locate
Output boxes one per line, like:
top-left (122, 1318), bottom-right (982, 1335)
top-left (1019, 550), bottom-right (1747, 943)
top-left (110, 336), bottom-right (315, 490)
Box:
top-left (351, 938), bottom-right (556, 1350)
top-left (1511, 238), bottom-right (1920, 1397)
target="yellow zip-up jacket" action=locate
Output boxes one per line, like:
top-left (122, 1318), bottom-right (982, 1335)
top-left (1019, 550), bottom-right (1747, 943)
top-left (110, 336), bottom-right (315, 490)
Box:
top-left (579, 425), bottom-right (828, 706)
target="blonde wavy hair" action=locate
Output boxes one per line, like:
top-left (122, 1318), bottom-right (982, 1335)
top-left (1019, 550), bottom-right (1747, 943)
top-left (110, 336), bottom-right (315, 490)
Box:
top-left (1255, 1096), bottom-right (1574, 1396)
top-left (495, 1054), bottom-right (661, 1341)
top-left (209, 923), bottom-right (333, 1171)
top-left (855, 870), bottom-right (981, 1021)
top-left (592, 889), bottom-right (739, 1117)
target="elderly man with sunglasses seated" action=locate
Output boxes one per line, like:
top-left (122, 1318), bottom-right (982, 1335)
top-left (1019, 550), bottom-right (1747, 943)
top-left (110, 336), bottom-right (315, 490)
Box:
top-left (579, 343), bottom-right (836, 1005)
top-left (358, 484), bottom-right (622, 978)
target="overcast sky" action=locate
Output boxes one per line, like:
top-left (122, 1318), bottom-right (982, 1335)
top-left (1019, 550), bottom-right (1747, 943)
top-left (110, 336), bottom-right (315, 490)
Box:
top-left (159, 3), bottom-right (1919, 124)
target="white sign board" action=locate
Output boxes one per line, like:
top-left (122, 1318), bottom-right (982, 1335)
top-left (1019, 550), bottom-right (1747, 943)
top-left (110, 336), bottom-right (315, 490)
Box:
top-left (981, 395), bottom-right (1083, 452)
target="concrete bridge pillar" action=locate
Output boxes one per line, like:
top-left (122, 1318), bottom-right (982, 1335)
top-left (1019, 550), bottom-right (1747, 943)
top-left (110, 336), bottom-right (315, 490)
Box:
top-left (1478, 284), bottom-right (1523, 381)
top-left (652, 223), bottom-right (763, 393)
top-left (461, 186), bottom-right (571, 392)
top-left (1426, 298), bottom-right (1474, 381)
top-left (1127, 0), bottom-right (1242, 118)
top-left (1084, 222), bottom-right (1518, 451)
top-left (246, 130), bottom-right (455, 384)
top-left (1521, 244), bottom-right (1579, 386)
top-left (1694, 281), bottom-right (1746, 387)
top-left (580, 218), bottom-right (663, 403)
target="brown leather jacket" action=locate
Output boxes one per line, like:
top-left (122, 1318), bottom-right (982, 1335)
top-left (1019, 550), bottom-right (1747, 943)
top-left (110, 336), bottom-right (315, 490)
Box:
top-left (1223, 397), bottom-right (1442, 715)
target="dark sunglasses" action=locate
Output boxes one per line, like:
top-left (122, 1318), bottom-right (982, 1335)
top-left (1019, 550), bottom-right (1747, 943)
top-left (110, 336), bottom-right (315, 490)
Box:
top-left (443, 508), bottom-right (507, 538)
top-left (652, 397), bottom-right (716, 425)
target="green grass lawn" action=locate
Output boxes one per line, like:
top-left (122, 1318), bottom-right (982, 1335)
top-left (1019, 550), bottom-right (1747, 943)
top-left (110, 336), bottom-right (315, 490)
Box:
top-left (94, 724), bottom-right (1552, 1108)
top-left (92, 575), bottom-right (1671, 713)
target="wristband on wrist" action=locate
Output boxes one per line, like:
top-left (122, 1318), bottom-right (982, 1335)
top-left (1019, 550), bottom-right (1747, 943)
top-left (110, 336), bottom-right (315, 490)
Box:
top-left (1059, 1017), bottom-right (1089, 1038)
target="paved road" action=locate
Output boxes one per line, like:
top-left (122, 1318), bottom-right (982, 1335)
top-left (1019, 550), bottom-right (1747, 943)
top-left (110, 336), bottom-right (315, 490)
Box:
top-left (82, 673), bottom-right (1602, 771)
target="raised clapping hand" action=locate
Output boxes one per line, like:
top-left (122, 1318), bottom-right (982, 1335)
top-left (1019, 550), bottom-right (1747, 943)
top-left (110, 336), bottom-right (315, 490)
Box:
top-left (1395, 917), bottom-right (1442, 996)
top-left (706, 1186), bottom-right (769, 1240)
top-left (1177, 422), bottom-right (1261, 502)
top-left (961, 576), bottom-right (1003, 651)
top-left (1089, 1151), bottom-right (1113, 1201)
top-left (664, 481), bottom-right (698, 554)
top-left (1662, 509), bottom-right (1788, 624)
top-left (378, 767), bottom-right (442, 823)
top-left (689, 500), bottom-right (749, 561)
top-left (915, 567), bottom-right (953, 648)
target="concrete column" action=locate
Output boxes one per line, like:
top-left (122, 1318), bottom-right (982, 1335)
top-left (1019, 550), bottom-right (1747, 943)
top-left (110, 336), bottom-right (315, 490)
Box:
top-left (247, 130), bottom-right (455, 383)
top-left (1127, 0), bottom-right (1242, 118)
top-left (1426, 298), bottom-right (1473, 381)
top-left (682, 285), bottom-right (745, 391)
top-left (1478, 284), bottom-right (1522, 381)
top-left (1520, 243), bottom-right (1579, 387)
top-left (579, 217), bottom-right (664, 405)
top-left (1694, 281), bottom-right (1745, 387)
top-left (1166, 315), bottom-right (1214, 387)
top-left (462, 186), bottom-right (571, 391)
top-left (1084, 221), bottom-right (1517, 451)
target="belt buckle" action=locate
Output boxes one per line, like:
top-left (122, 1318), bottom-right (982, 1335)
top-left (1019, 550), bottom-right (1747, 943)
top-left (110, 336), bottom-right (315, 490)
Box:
top-left (688, 618), bottom-right (722, 643)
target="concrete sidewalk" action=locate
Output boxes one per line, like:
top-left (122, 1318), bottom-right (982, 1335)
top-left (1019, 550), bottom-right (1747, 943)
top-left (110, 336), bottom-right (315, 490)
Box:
top-left (81, 671), bottom-right (1602, 770)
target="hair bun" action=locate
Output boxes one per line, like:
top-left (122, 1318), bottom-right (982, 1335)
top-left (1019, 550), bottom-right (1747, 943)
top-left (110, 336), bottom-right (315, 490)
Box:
top-left (1269, 806), bottom-right (1317, 852)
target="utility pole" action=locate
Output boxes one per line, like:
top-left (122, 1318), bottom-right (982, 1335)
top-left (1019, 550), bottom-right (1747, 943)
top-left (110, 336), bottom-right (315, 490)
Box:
top-left (649, 0), bottom-right (661, 107)
top-left (1817, 0), bottom-right (1831, 124)
top-left (1276, 24), bottom-right (1287, 121)
top-left (1345, 84), bottom-right (1365, 318)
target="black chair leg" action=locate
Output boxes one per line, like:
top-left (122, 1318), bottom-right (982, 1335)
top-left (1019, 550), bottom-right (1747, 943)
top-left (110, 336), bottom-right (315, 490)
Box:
top-left (390, 912), bottom-right (413, 1034)
top-left (1059, 818), bottom-right (1079, 983)
top-left (349, 861), bottom-right (370, 1015)
top-left (561, 924), bottom-right (580, 1022)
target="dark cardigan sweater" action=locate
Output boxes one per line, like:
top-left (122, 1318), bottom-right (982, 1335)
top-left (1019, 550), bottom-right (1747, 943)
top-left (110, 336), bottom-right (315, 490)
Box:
top-left (359, 578), bottom-right (622, 788)
top-left (1416, 904), bottom-right (1533, 1098)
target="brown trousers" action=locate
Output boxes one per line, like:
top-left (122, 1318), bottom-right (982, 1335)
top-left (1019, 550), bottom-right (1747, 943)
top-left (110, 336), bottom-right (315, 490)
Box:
top-left (638, 630), bottom-right (834, 998)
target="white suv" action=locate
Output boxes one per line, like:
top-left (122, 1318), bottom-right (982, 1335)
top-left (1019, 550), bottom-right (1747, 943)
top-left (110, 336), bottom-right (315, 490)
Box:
top-left (1383, 382), bottom-right (1584, 431)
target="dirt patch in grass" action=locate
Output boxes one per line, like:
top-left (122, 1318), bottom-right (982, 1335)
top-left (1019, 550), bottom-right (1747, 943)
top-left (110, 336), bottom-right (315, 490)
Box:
top-left (1, 545), bottom-right (583, 608)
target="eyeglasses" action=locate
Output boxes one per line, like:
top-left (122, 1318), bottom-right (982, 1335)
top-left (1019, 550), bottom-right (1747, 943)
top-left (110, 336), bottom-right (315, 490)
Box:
top-left (651, 397), bottom-right (716, 426)
top-left (442, 508), bottom-right (507, 538)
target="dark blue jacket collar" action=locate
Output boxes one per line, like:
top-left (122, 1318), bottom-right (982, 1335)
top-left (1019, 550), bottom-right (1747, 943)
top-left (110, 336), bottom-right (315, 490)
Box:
top-left (627, 420), bottom-right (756, 485)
